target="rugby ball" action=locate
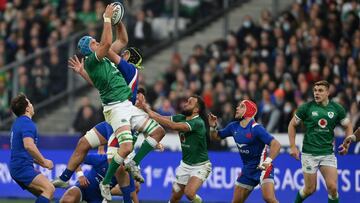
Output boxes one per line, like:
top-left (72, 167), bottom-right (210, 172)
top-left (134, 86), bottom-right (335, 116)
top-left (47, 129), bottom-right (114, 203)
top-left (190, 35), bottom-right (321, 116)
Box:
top-left (112, 2), bottom-right (124, 26)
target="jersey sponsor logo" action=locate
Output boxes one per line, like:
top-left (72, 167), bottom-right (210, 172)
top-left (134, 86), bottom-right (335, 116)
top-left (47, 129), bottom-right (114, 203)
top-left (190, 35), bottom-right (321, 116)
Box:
top-left (318, 119), bottom-right (328, 128)
top-left (237, 143), bottom-right (247, 148)
top-left (236, 144), bottom-right (250, 154)
top-left (328, 112), bottom-right (334, 119)
top-left (312, 111), bottom-right (318, 116)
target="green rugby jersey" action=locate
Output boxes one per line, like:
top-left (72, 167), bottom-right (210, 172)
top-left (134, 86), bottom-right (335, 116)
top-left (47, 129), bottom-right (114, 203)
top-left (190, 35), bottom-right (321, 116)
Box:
top-left (84, 52), bottom-right (132, 104)
top-left (295, 100), bottom-right (346, 155)
top-left (171, 114), bottom-right (209, 165)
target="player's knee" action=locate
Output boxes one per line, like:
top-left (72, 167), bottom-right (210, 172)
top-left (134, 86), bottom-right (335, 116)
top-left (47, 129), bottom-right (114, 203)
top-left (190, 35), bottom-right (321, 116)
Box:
top-left (120, 142), bottom-right (133, 154)
top-left (327, 183), bottom-right (337, 196)
top-left (135, 182), bottom-right (141, 193)
top-left (60, 195), bottom-right (77, 203)
top-left (304, 184), bottom-right (316, 196)
top-left (262, 194), bottom-right (277, 203)
top-left (42, 183), bottom-right (55, 198)
top-left (184, 188), bottom-right (196, 201)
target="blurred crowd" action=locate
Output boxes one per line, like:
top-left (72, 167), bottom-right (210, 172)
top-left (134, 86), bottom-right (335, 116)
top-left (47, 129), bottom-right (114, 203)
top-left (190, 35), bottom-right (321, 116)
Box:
top-left (0, 0), bottom-right (229, 124)
top-left (1, 0), bottom-right (359, 138)
top-left (142, 0), bottom-right (360, 136)
top-left (0, 0), bottom-right (115, 121)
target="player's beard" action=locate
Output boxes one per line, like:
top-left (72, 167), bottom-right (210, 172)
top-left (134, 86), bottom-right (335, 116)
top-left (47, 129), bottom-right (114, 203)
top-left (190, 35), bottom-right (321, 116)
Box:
top-left (181, 109), bottom-right (193, 116)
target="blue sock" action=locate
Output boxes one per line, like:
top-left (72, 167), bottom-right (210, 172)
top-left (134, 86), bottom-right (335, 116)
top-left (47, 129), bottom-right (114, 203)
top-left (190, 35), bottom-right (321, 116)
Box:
top-left (120, 175), bottom-right (136, 203)
top-left (59, 168), bottom-right (74, 182)
top-left (35, 195), bottom-right (50, 203)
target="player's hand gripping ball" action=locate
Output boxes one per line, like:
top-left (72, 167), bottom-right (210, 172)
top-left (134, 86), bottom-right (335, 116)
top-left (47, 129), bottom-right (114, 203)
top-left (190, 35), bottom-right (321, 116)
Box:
top-left (111, 2), bottom-right (124, 25)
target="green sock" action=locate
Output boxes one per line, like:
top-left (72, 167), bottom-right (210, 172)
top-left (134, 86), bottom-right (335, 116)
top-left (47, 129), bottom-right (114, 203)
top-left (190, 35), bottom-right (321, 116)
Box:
top-left (328, 196), bottom-right (339, 203)
top-left (102, 158), bottom-right (121, 184)
top-left (133, 140), bottom-right (155, 165)
top-left (294, 191), bottom-right (305, 203)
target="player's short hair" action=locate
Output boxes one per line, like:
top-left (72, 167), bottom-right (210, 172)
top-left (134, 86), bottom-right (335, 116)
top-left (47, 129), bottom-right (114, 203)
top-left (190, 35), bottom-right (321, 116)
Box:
top-left (138, 87), bottom-right (146, 96)
top-left (10, 93), bottom-right (29, 117)
top-left (314, 80), bottom-right (330, 89)
top-left (126, 47), bottom-right (143, 69)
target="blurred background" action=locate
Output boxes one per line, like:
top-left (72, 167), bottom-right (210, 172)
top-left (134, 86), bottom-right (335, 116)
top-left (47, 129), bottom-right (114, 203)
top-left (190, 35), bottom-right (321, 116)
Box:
top-left (0, 0), bottom-right (359, 202)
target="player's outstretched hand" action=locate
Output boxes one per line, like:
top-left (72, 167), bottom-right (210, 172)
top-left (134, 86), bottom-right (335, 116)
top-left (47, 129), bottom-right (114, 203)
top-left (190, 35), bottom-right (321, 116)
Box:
top-left (43, 159), bottom-right (54, 170)
top-left (208, 113), bottom-right (217, 127)
top-left (78, 175), bottom-right (90, 188)
top-left (68, 55), bottom-right (84, 73)
top-left (290, 146), bottom-right (300, 160)
top-left (103, 3), bottom-right (116, 19)
top-left (136, 99), bottom-right (150, 112)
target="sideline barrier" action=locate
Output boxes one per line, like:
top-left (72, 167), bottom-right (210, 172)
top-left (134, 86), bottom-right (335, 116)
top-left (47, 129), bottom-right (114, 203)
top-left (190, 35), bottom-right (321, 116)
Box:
top-left (0, 150), bottom-right (359, 202)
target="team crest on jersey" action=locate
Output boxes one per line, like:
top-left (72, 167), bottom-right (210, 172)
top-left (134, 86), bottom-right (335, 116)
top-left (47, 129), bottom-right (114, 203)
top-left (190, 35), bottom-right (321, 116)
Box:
top-left (312, 111), bottom-right (318, 116)
top-left (180, 133), bottom-right (186, 143)
top-left (246, 133), bottom-right (252, 139)
top-left (318, 119), bottom-right (328, 128)
top-left (328, 112), bottom-right (334, 119)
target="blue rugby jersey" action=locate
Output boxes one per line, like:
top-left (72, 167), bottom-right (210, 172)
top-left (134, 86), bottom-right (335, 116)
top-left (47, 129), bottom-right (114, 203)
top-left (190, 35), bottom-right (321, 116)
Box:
top-left (9, 116), bottom-right (38, 168)
top-left (218, 119), bottom-right (274, 171)
top-left (117, 59), bottom-right (138, 104)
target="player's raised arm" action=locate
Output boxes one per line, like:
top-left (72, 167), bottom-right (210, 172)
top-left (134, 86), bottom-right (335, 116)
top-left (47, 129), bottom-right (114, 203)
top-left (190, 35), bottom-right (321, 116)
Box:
top-left (95, 4), bottom-right (115, 60)
top-left (145, 105), bottom-right (188, 132)
top-left (111, 22), bottom-right (128, 53)
top-left (208, 113), bottom-right (221, 141)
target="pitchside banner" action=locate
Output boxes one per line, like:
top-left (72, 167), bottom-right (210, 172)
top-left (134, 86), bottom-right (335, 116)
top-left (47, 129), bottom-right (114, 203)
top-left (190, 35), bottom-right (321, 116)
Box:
top-left (0, 150), bottom-right (359, 202)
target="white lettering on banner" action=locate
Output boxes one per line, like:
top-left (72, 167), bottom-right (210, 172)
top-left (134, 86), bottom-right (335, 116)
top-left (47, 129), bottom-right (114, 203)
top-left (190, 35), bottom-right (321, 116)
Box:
top-left (139, 166), bottom-right (358, 193)
top-left (144, 166), bottom-right (152, 186)
top-left (274, 168), bottom-right (280, 190)
top-left (163, 167), bottom-right (176, 188)
top-left (293, 169), bottom-right (304, 189)
top-left (340, 169), bottom-right (351, 192)
top-left (281, 169), bottom-right (295, 190)
top-left (0, 163), bottom-right (12, 183)
top-left (356, 170), bottom-right (360, 192)
top-left (203, 167), bottom-right (242, 189)
top-left (213, 167), bottom-right (225, 189)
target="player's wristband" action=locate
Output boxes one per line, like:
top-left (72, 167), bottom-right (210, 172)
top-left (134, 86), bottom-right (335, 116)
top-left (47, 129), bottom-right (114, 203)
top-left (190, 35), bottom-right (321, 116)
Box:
top-left (264, 157), bottom-right (273, 164)
top-left (76, 171), bottom-right (84, 178)
top-left (103, 17), bottom-right (111, 23)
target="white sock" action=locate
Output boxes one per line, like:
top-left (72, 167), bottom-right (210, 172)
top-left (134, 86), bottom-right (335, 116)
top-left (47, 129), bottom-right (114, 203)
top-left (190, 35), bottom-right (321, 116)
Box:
top-left (113, 153), bottom-right (124, 164)
top-left (146, 136), bottom-right (158, 148)
top-left (328, 192), bottom-right (338, 200)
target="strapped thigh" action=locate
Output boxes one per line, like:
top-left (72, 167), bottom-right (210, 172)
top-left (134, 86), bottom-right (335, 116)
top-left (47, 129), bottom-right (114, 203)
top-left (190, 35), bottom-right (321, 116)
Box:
top-left (141, 119), bottom-right (162, 135)
top-left (84, 129), bottom-right (101, 148)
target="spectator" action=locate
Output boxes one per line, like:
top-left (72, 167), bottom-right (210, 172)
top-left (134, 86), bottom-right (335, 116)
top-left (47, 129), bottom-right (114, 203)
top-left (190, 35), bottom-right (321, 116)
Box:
top-left (72, 97), bottom-right (98, 136)
top-left (129, 10), bottom-right (152, 48)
